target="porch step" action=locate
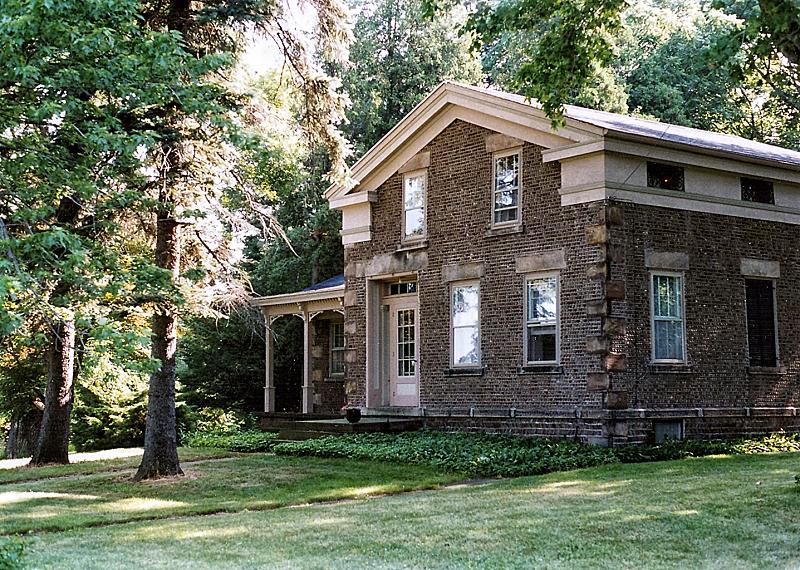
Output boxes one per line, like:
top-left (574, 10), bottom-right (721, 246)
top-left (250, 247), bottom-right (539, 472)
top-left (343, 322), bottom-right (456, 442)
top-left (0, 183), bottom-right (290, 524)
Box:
top-left (274, 417), bottom-right (425, 441)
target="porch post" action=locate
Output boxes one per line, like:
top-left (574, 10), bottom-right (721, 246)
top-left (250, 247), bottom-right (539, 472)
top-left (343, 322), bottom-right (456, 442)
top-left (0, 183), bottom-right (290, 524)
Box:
top-left (263, 312), bottom-right (275, 413)
top-left (302, 309), bottom-right (313, 414)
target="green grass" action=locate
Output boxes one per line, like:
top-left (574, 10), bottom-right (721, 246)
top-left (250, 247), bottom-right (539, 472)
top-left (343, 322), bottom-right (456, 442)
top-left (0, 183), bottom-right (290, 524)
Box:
top-left (0, 447), bottom-right (235, 485)
top-left (0, 453), bottom-right (457, 534)
top-left (20, 452), bottom-right (800, 569)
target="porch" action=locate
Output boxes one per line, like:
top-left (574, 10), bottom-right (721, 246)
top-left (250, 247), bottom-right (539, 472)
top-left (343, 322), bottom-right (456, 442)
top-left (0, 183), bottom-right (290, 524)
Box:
top-left (252, 275), bottom-right (348, 415)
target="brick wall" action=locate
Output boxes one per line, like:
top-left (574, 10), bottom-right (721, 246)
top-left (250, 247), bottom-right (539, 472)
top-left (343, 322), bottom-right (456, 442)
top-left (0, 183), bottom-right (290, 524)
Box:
top-left (311, 317), bottom-right (346, 413)
top-left (611, 202), bottom-right (800, 410)
top-left (339, 119), bottom-right (800, 443)
top-left (344, 119), bottom-right (603, 413)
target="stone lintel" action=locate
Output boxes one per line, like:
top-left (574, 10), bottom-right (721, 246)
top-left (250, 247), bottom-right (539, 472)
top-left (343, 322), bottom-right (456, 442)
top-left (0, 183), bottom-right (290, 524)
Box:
top-left (644, 250), bottom-right (689, 270)
top-left (515, 249), bottom-right (566, 274)
top-left (485, 133), bottom-right (524, 153)
top-left (398, 151), bottom-right (431, 174)
top-left (442, 261), bottom-right (485, 283)
top-left (364, 251), bottom-right (428, 277)
top-left (740, 257), bottom-right (780, 279)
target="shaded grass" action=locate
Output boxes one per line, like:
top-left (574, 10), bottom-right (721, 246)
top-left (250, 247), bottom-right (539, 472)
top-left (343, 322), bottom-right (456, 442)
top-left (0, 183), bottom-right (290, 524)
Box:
top-left (0, 447), bottom-right (235, 485)
top-left (0, 454), bottom-right (457, 534)
top-left (22, 452), bottom-right (800, 569)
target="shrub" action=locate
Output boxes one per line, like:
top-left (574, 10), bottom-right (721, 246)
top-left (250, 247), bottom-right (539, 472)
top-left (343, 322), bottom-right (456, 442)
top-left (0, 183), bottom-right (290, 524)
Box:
top-left (0, 537), bottom-right (25, 570)
top-left (183, 430), bottom-right (278, 452)
top-left (273, 430), bottom-right (800, 478)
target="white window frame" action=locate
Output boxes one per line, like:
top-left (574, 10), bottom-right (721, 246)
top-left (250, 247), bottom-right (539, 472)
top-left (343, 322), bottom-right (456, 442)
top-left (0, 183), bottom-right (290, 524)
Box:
top-left (743, 277), bottom-right (780, 368)
top-left (402, 169), bottom-right (427, 241)
top-left (450, 281), bottom-right (481, 368)
top-left (524, 272), bottom-right (560, 365)
top-left (491, 148), bottom-right (522, 227)
top-left (329, 321), bottom-right (346, 377)
top-left (650, 271), bottom-right (687, 364)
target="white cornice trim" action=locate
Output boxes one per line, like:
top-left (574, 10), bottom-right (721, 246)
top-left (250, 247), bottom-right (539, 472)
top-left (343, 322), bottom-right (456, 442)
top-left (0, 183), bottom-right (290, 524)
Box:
top-left (251, 286), bottom-right (345, 308)
top-left (325, 82), bottom-right (600, 200)
top-left (561, 181), bottom-right (800, 224)
top-left (329, 191), bottom-right (377, 209)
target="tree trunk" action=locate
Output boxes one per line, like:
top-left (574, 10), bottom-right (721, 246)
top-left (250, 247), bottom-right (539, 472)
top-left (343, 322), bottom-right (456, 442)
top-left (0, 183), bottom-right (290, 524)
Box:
top-left (6, 409), bottom-right (43, 459)
top-left (135, 214), bottom-right (183, 480)
top-left (30, 319), bottom-right (76, 465)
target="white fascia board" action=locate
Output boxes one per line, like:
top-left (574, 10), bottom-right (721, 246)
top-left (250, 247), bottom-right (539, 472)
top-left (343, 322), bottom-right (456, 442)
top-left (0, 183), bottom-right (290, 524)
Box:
top-left (250, 285), bottom-right (345, 308)
top-left (329, 191), bottom-right (377, 209)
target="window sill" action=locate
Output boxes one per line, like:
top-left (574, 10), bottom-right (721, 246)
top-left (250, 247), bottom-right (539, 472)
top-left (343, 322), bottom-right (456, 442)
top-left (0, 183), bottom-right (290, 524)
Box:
top-left (517, 364), bottom-right (563, 375)
top-left (325, 376), bottom-right (346, 382)
top-left (485, 224), bottom-right (524, 238)
top-left (648, 363), bottom-right (694, 374)
top-left (396, 239), bottom-right (428, 252)
top-left (748, 366), bottom-right (787, 375)
top-left (443, 367), bottom-right (484, 377)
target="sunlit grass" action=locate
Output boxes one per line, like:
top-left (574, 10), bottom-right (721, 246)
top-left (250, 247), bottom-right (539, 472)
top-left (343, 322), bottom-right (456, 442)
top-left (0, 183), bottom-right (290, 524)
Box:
top-left (21, 452), bottom-right (800, 569)
top-left (0, 453), bottom-right (457, 534)
top-left (0, 447), bottom-right (236, 485)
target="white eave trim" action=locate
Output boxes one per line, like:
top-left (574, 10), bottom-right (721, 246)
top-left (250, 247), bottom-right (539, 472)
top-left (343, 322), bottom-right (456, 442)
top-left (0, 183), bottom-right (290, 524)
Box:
top-left (324, 82), bottom-right (602, 200)
top-left (329, 190), bottom-right (377, 209)
top-left (251, 285), bottom-right (345, 308)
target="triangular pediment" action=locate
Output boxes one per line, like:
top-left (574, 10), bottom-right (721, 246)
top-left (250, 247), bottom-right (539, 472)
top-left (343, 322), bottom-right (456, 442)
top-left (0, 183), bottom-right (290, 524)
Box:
top-left (326, 82), bottom-right (605, 201)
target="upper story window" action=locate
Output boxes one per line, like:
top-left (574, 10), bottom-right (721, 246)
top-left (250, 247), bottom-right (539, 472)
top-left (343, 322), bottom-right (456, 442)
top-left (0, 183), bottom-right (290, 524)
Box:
top-left (493, 149), bottom-right (521, 225)
top-left (329, 321), bottom-right (346, 376)
top-left (647, 162), bottom-right (684, 192)
top-left (651, 273), bottom-right (686, 362)
top-left (451, 282), bottom-right (480, 366)
top-left (403, 170), bottom-right (426, 240)
top-left (525, 274), bottom-right (559, 364)
top-left (741, 177), bottom-right (774, 205)
top-left (745, 279), bottom-right (778, 367)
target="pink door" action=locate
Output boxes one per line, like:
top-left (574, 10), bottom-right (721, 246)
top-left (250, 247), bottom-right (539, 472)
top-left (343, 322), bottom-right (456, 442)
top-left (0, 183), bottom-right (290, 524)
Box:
top-left (388, 298), bottom-right (419, 407)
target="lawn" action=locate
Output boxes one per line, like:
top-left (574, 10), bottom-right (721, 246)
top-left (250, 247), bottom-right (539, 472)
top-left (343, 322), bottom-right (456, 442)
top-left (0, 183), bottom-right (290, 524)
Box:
top-left (5, 450), bottom-right (799, 569)
top-left (0, 450), bottom-right (457, 534)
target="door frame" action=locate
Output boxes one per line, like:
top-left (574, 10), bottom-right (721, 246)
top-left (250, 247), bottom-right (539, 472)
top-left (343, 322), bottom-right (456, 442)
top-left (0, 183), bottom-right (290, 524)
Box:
top-left (365, 273), bottom-right (419, 409)
top-left (385, 295), bottom-right (419, 407)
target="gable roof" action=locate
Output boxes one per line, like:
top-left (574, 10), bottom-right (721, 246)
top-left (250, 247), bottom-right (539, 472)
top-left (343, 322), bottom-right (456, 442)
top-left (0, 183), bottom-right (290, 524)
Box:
top-left (328, 82), bottom-right (800, 200)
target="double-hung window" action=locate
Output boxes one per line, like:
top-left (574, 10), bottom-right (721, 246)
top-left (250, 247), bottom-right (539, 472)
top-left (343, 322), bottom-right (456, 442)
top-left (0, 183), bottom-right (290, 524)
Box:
top-left (492, 149), bottom-right (521, 225)
top-left (451, 282), bottom-right (480, 366)
top-left (745, 279), bottom-right (778, 367)
top-left (403, 170), bottom-right (426, 240)
top-left (651, 273), bottom-right (686, 362)
top-left (525, 275), bottom-right (559, 363)
top-left (329, 322), bottom-right (346, 376)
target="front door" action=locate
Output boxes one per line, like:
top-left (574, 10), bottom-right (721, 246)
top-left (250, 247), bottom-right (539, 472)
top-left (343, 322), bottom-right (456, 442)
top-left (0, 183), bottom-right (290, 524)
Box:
top-left (387, 296), bottom-right (419, 407)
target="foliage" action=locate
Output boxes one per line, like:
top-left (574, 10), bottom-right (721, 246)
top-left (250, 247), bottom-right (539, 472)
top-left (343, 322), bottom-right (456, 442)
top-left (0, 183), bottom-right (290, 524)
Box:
top-left (0, 537), bottom-right (25, 570)
top-left (179, 407), bottom-right (259, 435)
top-left (342, 0), bottom-right (481, 156)
top-left (274, 431), bottom-right (620, 477)
top-left (274, 430), bottom-right (800, 477)
top-left (182, 430), bottom-right (278, 452)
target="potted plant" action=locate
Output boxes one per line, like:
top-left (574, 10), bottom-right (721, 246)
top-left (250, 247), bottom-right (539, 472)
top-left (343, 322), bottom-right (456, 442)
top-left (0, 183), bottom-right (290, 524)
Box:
top-left (341, 402), bottom-right (361, 423)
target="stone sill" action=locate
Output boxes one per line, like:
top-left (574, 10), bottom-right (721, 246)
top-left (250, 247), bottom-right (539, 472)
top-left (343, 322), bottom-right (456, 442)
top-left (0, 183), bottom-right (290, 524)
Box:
top-left (324, 376), bottom-right (346, 383)
top-left (748, 366), bottom-right (787, 375)
top-left (648, 363), bottom-right (694, 374)
top-left (396, 239), bottom-right (428, 252)
top-left (517, 364), bottom-right (564, 375)
top-left (443, 367), bottom-right (485, 377)
top-left (485, 224), bottom-right (525, 238)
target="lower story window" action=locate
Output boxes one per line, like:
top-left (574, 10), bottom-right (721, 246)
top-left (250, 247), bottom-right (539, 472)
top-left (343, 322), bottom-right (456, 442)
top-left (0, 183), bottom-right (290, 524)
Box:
top-left (330, 321), bottom-right (346, 376)
top-left (745, 279), bottom-right (778, 367)
top-left (451, 282), bottom-right (480, 366)
top-left (652, 273), bottom-right (685, 362)
top-left (525, 275), bottom-right (559, 363)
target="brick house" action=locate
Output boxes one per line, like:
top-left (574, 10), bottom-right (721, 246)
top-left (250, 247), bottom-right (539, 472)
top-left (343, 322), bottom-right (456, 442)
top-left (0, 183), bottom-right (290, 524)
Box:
top-left (253, 82), bottom-right (800, 445)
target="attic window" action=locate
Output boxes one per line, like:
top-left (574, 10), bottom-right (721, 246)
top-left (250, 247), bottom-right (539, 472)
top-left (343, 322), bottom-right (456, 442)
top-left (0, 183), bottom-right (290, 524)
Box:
top-left (647, 162), bottom-right (684, 192)
top-left (741, 177), bottom-right (774, 205)
top-left (492, 149), bottom-right (521, 225)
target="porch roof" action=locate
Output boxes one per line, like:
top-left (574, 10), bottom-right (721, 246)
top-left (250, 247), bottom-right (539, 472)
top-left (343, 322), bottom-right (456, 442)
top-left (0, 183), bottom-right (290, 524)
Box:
top-left (250, 274), bottom-right (345, 314)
